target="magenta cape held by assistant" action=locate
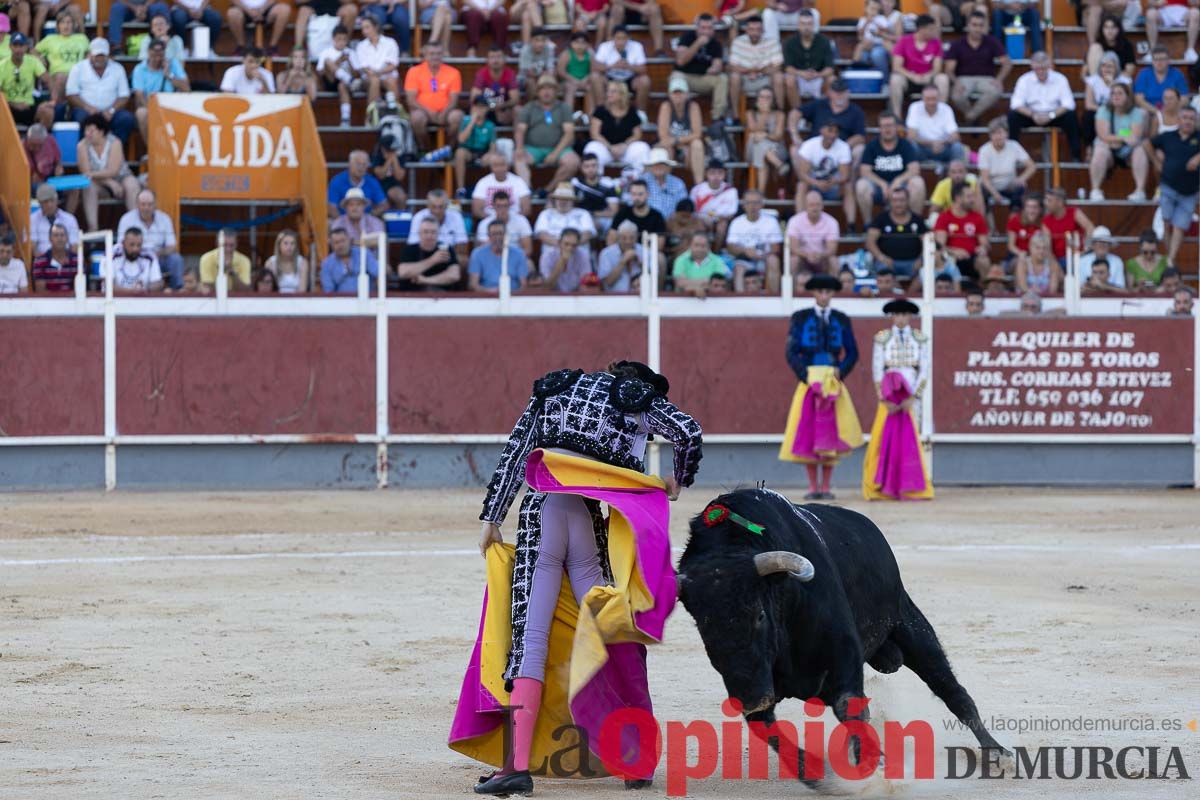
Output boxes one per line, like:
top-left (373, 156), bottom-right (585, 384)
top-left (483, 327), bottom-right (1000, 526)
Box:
top-left (448, 449), bottom-right (676, 780)
top-left (779, 365), bottom-right (865, 464)
top-left (864, 371), bottom-right (933, 501)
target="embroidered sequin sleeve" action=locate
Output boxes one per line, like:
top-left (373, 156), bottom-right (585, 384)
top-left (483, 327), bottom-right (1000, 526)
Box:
top-left (915, 334), bottom-right (931, 399)
top-left (784, 312), bottom-right (809, 382)
top-left (837, 314), bottom-right (859, 379)
top-left (480, 394), bottom-right (540, 524)
top-left (872, 335), bottom-right (886, 393)
top-left (644, 396), bottom-right (704, 487)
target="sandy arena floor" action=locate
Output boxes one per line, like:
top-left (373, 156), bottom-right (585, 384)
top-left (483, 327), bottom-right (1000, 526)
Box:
top-left (1, 488), bottom-right (1197, 799)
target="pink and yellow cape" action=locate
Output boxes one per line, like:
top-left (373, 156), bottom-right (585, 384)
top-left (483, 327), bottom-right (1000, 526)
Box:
top-left (862, 371), bottom-right (934, 501)
top-left (779, 365), bottom-right (865, 464)
top-left (447, 449), bottom-right (675, 780)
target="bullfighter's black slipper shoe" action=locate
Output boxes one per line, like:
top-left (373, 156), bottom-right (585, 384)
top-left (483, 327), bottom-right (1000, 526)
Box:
top-left (474, 770), bottom-right (533, 796)
top-left (624, 778), bottom-right (653, 790)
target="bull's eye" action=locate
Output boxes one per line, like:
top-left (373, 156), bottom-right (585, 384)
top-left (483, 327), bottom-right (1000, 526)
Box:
top-left (755, 607), bottom-right (766, 626)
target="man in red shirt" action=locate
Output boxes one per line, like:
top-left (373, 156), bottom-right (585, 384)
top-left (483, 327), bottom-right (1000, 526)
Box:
top-left (1004, 193), bottom-right (1048, 270)
top-left (31, 223), bottom-right (79, 293)
top-left (934, 181), bottom-right (990, 281)
top-left (470, 46), bottom-right (519, 125)
top-left (1042, 187), bottom-right (1095, 266)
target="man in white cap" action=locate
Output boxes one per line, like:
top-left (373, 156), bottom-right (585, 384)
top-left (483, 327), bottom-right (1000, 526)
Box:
top-left (334, 187), bottom-right (385, 245)
top-left (1078, 226), bottom-right (1125, 292)
top-left (533, 182), bottom-right (595, 247)
top-left (65, 38), bottom-right (135, 143)
top-left (643, 147), bottom-right (687, 219)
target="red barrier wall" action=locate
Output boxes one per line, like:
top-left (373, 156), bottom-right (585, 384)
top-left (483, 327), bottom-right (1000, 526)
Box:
top-left (115, 318), bottom-right (375, 435)
top-left (389, 318), bottom-right (648, 433)
top-left (660, 316), bottom-right (895, 434)
top-left (0, 318), bottom-right (103, 436)
top-left (2, 315), bottom-right (1193, 440)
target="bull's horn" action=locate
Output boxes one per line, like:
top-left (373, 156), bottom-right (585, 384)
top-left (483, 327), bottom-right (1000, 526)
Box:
top-left (675, 572), bottom-right (687, 594)
top-left (753, 551), bottom-right (815, 581)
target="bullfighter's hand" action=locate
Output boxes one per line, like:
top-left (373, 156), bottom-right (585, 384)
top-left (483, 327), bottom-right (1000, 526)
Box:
top-left (663, 476), bottom-right (681, 501)
top-left (479, 522), bottom-right (503, 556)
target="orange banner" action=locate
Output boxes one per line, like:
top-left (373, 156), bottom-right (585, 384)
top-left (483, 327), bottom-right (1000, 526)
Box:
top-left (0, 100), bottom-right (32, 269)
top-left (148, 93), bottom-right (328, 262)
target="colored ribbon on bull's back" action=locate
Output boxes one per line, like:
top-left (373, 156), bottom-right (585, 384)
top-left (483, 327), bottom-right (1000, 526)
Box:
top-left (862, 371), bottom-right (933, 501)
top-left (448, 449), bottom-right (674, 779)
top-left (779, 365), bottom-right (864, 464)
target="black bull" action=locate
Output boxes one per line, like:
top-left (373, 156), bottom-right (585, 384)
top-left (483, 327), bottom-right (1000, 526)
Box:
top-left (677, 489), bottom-right (1007, 781)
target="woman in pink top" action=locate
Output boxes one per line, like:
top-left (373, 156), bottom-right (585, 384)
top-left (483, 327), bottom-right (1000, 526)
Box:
top-left (888, 14), bottom-right (949, 116)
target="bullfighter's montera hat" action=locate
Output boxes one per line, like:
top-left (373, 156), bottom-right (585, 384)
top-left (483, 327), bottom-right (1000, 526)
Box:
top-left (805, 274), bottom-right (841, 292)
top-left (882, 299), bottom-right (920, 315)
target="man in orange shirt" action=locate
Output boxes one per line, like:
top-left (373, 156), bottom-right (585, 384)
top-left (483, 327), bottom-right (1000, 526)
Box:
top-left (404, 42), bottom-right (464, 149)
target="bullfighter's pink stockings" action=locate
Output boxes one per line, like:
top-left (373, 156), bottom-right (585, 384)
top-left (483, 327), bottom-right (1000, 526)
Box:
top-left (507, 677), bottom-right (542, 774)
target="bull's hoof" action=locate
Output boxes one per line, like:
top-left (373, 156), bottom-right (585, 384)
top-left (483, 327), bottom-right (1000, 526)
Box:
top-left (624, 778), bottom-right (653, 790)
top-left (474, 770), bottom-right (533, 796)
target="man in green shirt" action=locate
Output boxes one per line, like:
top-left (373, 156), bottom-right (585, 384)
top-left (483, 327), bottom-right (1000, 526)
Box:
top-left (672, 231), bottom-right (729, 297)
top-left (0, 33), bottom-right (48, 126)
top-left (34, 10), bottom-right (88, 104)
top-left (513, 74), bottom-right (579, 197)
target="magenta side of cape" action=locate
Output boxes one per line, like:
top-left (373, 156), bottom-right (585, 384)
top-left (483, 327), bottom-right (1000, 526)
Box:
top-left (448, 586), bottom-right (503, 743)
top-left (874, 372), bottom-right (927, 498)
top-left (792, 385), bottom-right (847, 458)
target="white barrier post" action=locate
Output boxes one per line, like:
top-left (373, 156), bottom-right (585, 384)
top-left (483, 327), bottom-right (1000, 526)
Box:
top-left (77, 229), bottom-right (112, 301)
top-left (357, 236), bottom-right (370, 302)
top-left (93, 229), bottom-right (116, 490)
top-left (782, 231), bottom-right (794, 307)
top-left (921, 232), bottom-right (936, 462)
top-left (1070, 232), bottom-right (1080, 314)
top-left (1071, 232), bottom-right (1083, 314)
top-left (639, 231), bottom-right (652, 310)
top-left (647, 233), bottom-right (662, 479)
top-left (376, 233), bottom-right (387, 301)
top-left (499, 232), bottom-right (512, 311)
top-left (375, 231), bottom-right (389, 488)
top-left (74, 237), bottom-right (87, 303)
top-left (215, 229), bottom-right (229, 311)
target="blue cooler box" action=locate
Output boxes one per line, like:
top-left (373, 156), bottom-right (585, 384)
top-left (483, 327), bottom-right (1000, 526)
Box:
top-left (1004, 27), bottom-right (1027, 60)
top-left (842, 70), bottom-right (884, 94)
top-left (53, 122), bottom-right (80, 167)
top-left (384, 211), bottom-right (412, 240)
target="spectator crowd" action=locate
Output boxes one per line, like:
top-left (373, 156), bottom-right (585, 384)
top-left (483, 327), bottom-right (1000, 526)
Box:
top-left (0, 0), bottom-right (1196, 307)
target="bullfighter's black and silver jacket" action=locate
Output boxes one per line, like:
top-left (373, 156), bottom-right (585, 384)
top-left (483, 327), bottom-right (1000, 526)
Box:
top-left (479, 368), bottom-right (704, 524)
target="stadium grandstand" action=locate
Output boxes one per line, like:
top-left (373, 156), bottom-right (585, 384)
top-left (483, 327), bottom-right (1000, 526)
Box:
top-left (0, 0), bottom-right (1195, 296)
top-left (0, 0), bottom-right (1197, 490)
